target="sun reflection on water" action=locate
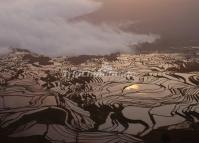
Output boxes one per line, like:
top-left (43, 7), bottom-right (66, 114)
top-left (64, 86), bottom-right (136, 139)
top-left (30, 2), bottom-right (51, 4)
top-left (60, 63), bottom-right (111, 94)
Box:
top-left (125, 84), bottom-right (139, 90)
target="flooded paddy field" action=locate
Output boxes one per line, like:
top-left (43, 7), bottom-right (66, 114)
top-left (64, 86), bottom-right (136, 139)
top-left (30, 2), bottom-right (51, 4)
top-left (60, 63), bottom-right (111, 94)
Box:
top-left (0, 51), bottom-right (198, 143)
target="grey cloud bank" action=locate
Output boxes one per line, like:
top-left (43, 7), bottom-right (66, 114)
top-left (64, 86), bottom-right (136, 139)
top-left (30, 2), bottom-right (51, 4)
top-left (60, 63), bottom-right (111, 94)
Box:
top-left (0, 0), bottom-right (158, 56)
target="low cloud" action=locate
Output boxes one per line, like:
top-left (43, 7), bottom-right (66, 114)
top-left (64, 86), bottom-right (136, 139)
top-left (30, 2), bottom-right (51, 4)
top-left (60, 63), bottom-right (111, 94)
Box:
top-left (0, 0), bottom-right (158, 56)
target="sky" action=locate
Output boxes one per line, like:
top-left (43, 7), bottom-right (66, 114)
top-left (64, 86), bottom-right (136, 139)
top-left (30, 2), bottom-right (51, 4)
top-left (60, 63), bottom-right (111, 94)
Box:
top-left (0, 0), bottom-right (158, 56)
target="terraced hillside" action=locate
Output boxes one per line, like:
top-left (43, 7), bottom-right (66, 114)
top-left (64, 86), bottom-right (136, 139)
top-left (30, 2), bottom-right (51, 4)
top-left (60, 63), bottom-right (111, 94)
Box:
top-left (0, 50), bottom-right (199, 143)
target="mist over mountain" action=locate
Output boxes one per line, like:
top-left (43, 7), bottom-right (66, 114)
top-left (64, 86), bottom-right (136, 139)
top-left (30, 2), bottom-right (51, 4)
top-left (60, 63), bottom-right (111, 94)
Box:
top-left (84, 0), bottom-right (199, 52)
top-left (0, 0), bottom-right (157, 56)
